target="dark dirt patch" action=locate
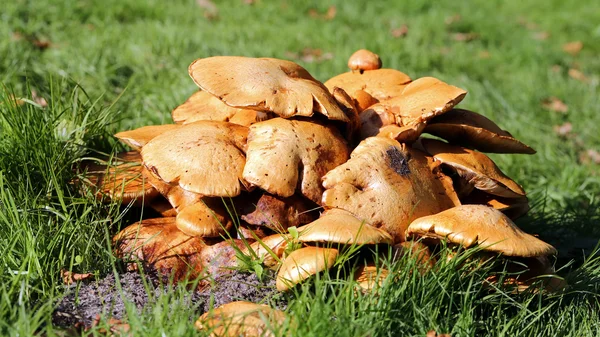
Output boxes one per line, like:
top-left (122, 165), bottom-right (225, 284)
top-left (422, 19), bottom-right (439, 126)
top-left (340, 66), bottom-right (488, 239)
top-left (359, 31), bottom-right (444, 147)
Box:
top-left (52, 269), bottom-right (285, 328)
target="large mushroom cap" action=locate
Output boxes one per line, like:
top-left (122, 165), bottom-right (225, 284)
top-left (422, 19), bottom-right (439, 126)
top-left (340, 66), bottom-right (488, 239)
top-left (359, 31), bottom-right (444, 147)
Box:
top-left (297, 209), bottom-right (393, 245)
top-left (189, 56), bottom-right (349, 122)
top-left (276, 246), bottom-right (338, 291)
top-left (113, 217), bottom-right (205, 281)
top-left (324, 69), bottom-right (412, 101)
top-left (81, 151), bottom-right (159, 204)
top-left (243, 118), bottom-right (349, 204)
top-left (195, 301), bottom-right (288, 337)
top-left (141, 121), bottom-right (249, 197)
top-left (421, 139), bottom-right (526, 198)
top-left (424, 109), bottom-right (536, 154)
top-left (322, 136), bottom-right (457, 242)
top-left (366, 77), bottom-right (467, 128)
top-left (348, 49), bottom-right (382, 72)
top-left (406, 205), bottom-right (557, 257)
top-left (114, 124), bottom-right (181, 151)
top-left (172, 90), bottom-right (271, 126)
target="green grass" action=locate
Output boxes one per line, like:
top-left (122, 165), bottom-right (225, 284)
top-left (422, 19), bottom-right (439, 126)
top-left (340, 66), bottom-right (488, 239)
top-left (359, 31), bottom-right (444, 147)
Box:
top-left (1, 0), bottom-right (599, 335)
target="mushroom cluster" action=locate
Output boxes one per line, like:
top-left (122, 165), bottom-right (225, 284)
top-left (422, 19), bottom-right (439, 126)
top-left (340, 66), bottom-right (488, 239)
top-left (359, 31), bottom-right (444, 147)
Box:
top-left (83, 49), bottom-right (560, 324)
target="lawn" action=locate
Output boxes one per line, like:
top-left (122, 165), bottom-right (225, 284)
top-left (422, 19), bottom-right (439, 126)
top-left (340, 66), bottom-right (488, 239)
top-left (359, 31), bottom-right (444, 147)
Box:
top-left (1, 0), bottom-right (599, 335)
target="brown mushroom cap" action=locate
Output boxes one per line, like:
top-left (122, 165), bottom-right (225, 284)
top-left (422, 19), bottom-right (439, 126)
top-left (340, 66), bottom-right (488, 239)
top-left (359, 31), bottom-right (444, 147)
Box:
top-left (114, 124), bottom-right (181, 151)
top-left (354, 263), bottom-right (390, 291)
top-left (195, 301), bottom-right (288, 337)
top-left (406, 205), bottom-right (557, 257)
top-left (189, 56), bottom-right (349, 122)
top-left (358, 104), bottom-right (396, 139)
top-left (172, 90), bottom-right (272, 126)
top-left (365, 77), bottom-right (467, 128)
top-left (348, 49), bottom-right (382, 72)
top-left (82, 151), bottom-right (159, 205)
top-left (276, 246), bottom-right (338, 291)
top-left (113, 217), bottom-right (205, 281)
top-left (392, 241), bottom-right (436, 272)
top-left (353, 90), bottom-right (379, 112)
top-left (240, 193), bottom-right (319, 232)
top-left (200, 239), bottom-right (246, 280)
top-left (243, 118), bottom-right (349, 204)
top-left (321, 136), bottom-right (457, 242)
top-left (240, 233), bottom-right (290, 267)
top-left (324, 69), bottom-right (411, 101)
top-left (176, 200), bottom-right (233, 237)
top-left (424, 109), bottom-right (536, 154)
top-left (463, 190), bottom-right (530, 220)
top-left (142, 166), bottom-right (203, 211)
top-left (296, 209), bottom-right (393, 245)
top-left (141, 121), bottom-right (249, 197)
top-left (375, 124), bottom-right (426, 143)
top-left (421, 139), bottom-right (526, 198)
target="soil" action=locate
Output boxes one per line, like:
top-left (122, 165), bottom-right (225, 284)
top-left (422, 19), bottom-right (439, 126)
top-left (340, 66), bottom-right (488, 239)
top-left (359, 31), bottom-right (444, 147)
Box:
top-left (52, 269), bottom-right (285, 328)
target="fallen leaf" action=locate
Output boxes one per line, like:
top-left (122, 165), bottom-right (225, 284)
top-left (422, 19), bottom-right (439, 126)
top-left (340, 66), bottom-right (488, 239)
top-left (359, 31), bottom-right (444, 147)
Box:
top-left (32, 39), bottom-right (51, 50)
top-left (568, 68), bottom-right (589, 83)
top-left (553, 122), bottom-right (572, 137)
top-left (550, 65), bottom-right (562, 73)
top-left (532, 31), bottom-right (549, 40)
top-left (445, 14), bottom-right (462, 25)
top-left (196, 0), bottom-right (218, 19)
top-left (31, 90), bottom-right (48, 108)
top-left (579, 149), bottom-right (600, 165)
top-left (309, 6), bottom-right (337, 20)
top-left (11, 31), bottom-right (24, 41)
top-left (479, 50), bottom-right (491, 59)
top-left (517, 17), bottom-right (538, 30)
top-left (452, 32), bottom-right (479, 42)
top-left (562, 41), bottom-right (583, 55)
top-left (427, 330), bottom-right (452, 337)
top-left (542, 97), bottom-right (568, 114)
top-left (391, 24), bottom-right (409, 38)
top-left (61, 269), bottom-right (93, 285)
top-left (89, 315), bottom-right (131, 336)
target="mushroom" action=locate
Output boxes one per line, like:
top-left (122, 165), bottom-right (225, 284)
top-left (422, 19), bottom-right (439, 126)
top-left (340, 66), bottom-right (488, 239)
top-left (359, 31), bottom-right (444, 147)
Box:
top-left (463, 190), bottom-right (530, 220)
top-left (240, 193), bottom-right (319, 232)
top-left (141, 121), bottom-right (249, 197)
top-left (276, 246), bottom-right (338, 291)
top-left (296, 209), bottom-right (393, 245)
top-left (80, 151), bottom-right (159, 205)
top-left (421, 139), bottom-right (526, 199)
top-left (172, 90), bottom-right (272, 126)
top-left (113, 217), bottom-right (205, 281)
top-left (348, 49), bottom-right (382, 72)
top-left (353, 263), bottom-right (390, 292)
top-left (176, 199), bottom-right (233, 237)
top-left (353, 90), bottom-right (379, 112)
top-left (195, 301), bottom-right (288, 337)
top-left (405, 205), bottom-right (556, 257)
top-left (243, 118), bottom-right (349, 204)
top-left (424, 109), bottom-right (536, 154)
top-left (189, 56), bottom-right (349, 122)
top-left (114, 124), bottom-right (181, 151)
top-left (321, 136), bottom-right (458, 242)
top-left (148, 197), bottom-right (178, 217)
top-left (239, 233), bottom-right (290, 267)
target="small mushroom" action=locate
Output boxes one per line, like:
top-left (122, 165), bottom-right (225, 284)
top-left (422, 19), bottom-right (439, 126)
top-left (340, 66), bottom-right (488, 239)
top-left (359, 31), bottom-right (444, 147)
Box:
top-left (172, 90), bottom-right (271, 126)
top-left (240, 233), bottom-right (290, 267)
top-left (243, 118), bottom-right (349, 204)
top-left (114, 124), bottom-right (181, 151)
top-left (348, 49), bottom-right (382, 72)
top-left (424, 109), bottom-right (536, 154)
top-left (406, 205), bottom-right (556, 257)
top-left (81, 151), bottom-right (159, 205)
top-left (276, 246), bottom-right (338, 291)
top-left (113, 217), bottom-right (205, 281)
top-left (189, 56), bottom-right (349, 122)
top-left (176, 200), bottom-right (233, 237)
top-left (421, 139), bottom-right (526, 198)
top-left (195, 301), bottom-right (288, 337)
top-left (321, 136), bottom-right (457, 242)
top-left (353, 90), bottom-right (379, 112)
top-left (353, 263), bottom-right (390, 291)
top-left (296, 209), bottom-right (393, 245)
top-left (141, 121), bottom-right (249, 197)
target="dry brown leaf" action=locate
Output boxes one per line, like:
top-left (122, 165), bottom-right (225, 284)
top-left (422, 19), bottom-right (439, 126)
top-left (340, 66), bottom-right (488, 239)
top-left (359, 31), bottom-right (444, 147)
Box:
top-left (61, 269), bottom-right (93, 285)
top-left (452, 32), bottom-right (479, 42)
top-left (89, 315), bottom-right (131, 336)
top-left (32, 39), bottom-right (51, 50)
top-left (551, 65), bottom-right (562, 73)
top-left (542, 97), bottom-right (568, 114)
top-left (391, 24), bottom-right (409, 38)
top-left (517, 17), bottom-right (538, 30)
top-left (11, 31), bottom-right (23, 41)
top-left (553, 122), bottom-right (572, 137)
top-left (532, 31), bottom-right (549, 40)
top-left (568, 68), bottom-right (589, 83)
top-left (309, 6), bottom-right (336, 20)
top-left (580, 149), bottom-right (600, 165)
top-left (31, 90), bottom-right (48, 108)
top-left (563, 41), bottom-right (583, 55)
top-left (196, 0), bottom-right (218, 19)
top-left (427, 330), bottom-right (452, 337)
top-left (445, 14), bottom-right (462, 25)
top-left (479, 50), bottom-right (491, 59)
